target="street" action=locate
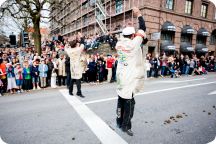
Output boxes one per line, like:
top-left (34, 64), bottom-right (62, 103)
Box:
top-left (0, 73), bottom-right (216, 144)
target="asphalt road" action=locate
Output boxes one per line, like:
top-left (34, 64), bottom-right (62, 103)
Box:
top-left (0, 73), bottom-right (216, 144)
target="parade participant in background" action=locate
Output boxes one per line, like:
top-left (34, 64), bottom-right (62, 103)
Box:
top-left (65, 32), bottom-right (85, 98)
top-left (39, 59), bottom-right (48, 88)
top-left (57, 54), bottom-right (66, 86)
top-left (116, 7), bottom-right (147, 136)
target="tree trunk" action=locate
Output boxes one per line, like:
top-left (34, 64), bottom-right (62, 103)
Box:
top-left (33, 18), bottom-right (41, 55)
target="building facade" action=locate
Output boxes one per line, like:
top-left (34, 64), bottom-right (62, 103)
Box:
top-left (50, 0), bottom-right (216, 56)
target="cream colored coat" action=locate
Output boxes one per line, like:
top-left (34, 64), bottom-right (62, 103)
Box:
top-left (65, 44), bottom-right (84, 79)
top-left (116, 30), bottom-right (145, 99)
top-left (57, 58), bottom-right (67, 76)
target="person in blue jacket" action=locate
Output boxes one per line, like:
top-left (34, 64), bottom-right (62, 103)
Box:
top-left (39, 59), bottom-right (48, 88)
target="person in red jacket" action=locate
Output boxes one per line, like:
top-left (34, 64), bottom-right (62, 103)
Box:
top-left (106, 55), bottom-right (114, 82)
top-left (0, 59), bottom-right (7, 93)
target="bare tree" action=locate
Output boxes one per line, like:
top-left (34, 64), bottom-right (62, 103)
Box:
top-left (0, 0), bottom-right (56, 54)
top-left (0, 0), bottom-right (81, 54)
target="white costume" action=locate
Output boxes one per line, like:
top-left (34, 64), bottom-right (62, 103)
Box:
top-left (65, 44), bottom-right (84, 80)
top-left (51, 62), bottom-right (57, 88)
top-left (116, 29), bottom-right (146, 99)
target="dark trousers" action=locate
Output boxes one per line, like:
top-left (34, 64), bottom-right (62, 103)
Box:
top-left (88, 71), bottom-right (96, 82)
top-left (1, 78), bottom-right (7, 93)
top-left (46, 72), bottom-right (52, 87)
top-left (66, 73), bottom-right (71, 88)
top-left (189, 68), bottom-right (194, 75)
top-left (69, 79), bottom-right (82, 95)
top-left (154, 68), bottom-right (158, 78)
top-left (23, 79), bottom-right (32, 90)
top-left (116, 95), bottom-right (135, 130)
top-left (82, 73), bottom-right (88, 82)
top-left (58, 75), bottom-right (66, 86)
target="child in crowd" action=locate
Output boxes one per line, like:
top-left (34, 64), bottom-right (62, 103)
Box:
top-left (97, 59), bottom-right (104, 83)
top-left (23, 61), bottom-right (32, 92)
top-left (31, 61), bottom-right (40, 90)
top-left (51, 60), bottom-right (57, 88)
top-left (6, 63), bottom-right (17, 94)
top-left (14, 63), bottom-right (23, 93)
top-left (39, 59), bottom-right (48, 88)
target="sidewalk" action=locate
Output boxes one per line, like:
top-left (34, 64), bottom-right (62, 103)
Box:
top-left (2, 72), bottom-right (216, 96)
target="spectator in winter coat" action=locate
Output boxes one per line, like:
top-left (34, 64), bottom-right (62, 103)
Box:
top-left (88, 58), bottom-right (97, 83)
top-left (106, 55), bottom-right (114, 82)
top-left (39, 59), bottom-right (48, 88)
top-left (6, 63), bottom-right (17, 94)
top-left (23, 61), bottom-right (32, 92)
top-left (14, 63), bottom-right (23, 93)
top-left (97, 60), bottom-right (104, 82)
top-left (30, 61), bottom-right (40, 90)
top-left (46, 58), bottom-right (54, 87)
top-left (0, 58), bottom-right (7, 93)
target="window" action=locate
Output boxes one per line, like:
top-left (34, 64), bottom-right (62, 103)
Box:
top-left (201, 3), bottom-right (208, 18)
top-left (181, 34), bottom-right (192, 43)
top-left (165, 0), bottom-right (174, 10)
top-left (197, 36), bottom-right (207, 44)
top-left (161, 32), bottom-right (173, 41)
top-left (215, 10), bottom-right (216, 20)
top-left (83, 15), bottom-right (88, 26)
top-left (210, 34), bottom-right (216, 45)
top-left (115, 0), bottom-right (123, 14)
top-left (210, 35), bottom-right (216, 44)
top-left (185, 0), bottom-right (193, 14)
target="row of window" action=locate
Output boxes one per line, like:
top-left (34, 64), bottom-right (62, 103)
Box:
top-left (161, 33), bottom-right (216, 45)
top-left (165, 0), bottom-right (209, 18)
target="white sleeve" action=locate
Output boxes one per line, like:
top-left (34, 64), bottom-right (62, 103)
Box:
top-left (132, 30), bottom-right (146, 47)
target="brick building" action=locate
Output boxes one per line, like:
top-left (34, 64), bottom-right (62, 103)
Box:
top-left (50, 0), bottom-right (216, 56)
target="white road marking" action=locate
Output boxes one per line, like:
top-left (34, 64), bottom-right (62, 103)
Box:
top-left (0, 137), bottom-right (7, 144)
top-left (208, 90), bottom-right (216, 95)
top-left (84, 81), bottom-right (216, 105)
top-left (59, 89), bottom-right (128, 144)
top-left (207, 137), bottom-right (216, 144)
top-left (156, 78), bottom-right (206, 83)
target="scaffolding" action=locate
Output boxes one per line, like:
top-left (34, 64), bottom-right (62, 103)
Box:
top-left (50, 0), bottom-right (143, 36)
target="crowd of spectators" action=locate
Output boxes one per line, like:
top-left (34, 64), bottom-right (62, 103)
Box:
top-left (47, 33), bottom-right (118, 51)
top-left (145, 54), bottom-right (216, 78)
top-left (0, 33), bottom-right (118, 96)
top-left (0, 33), bottom-right (215, 96)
